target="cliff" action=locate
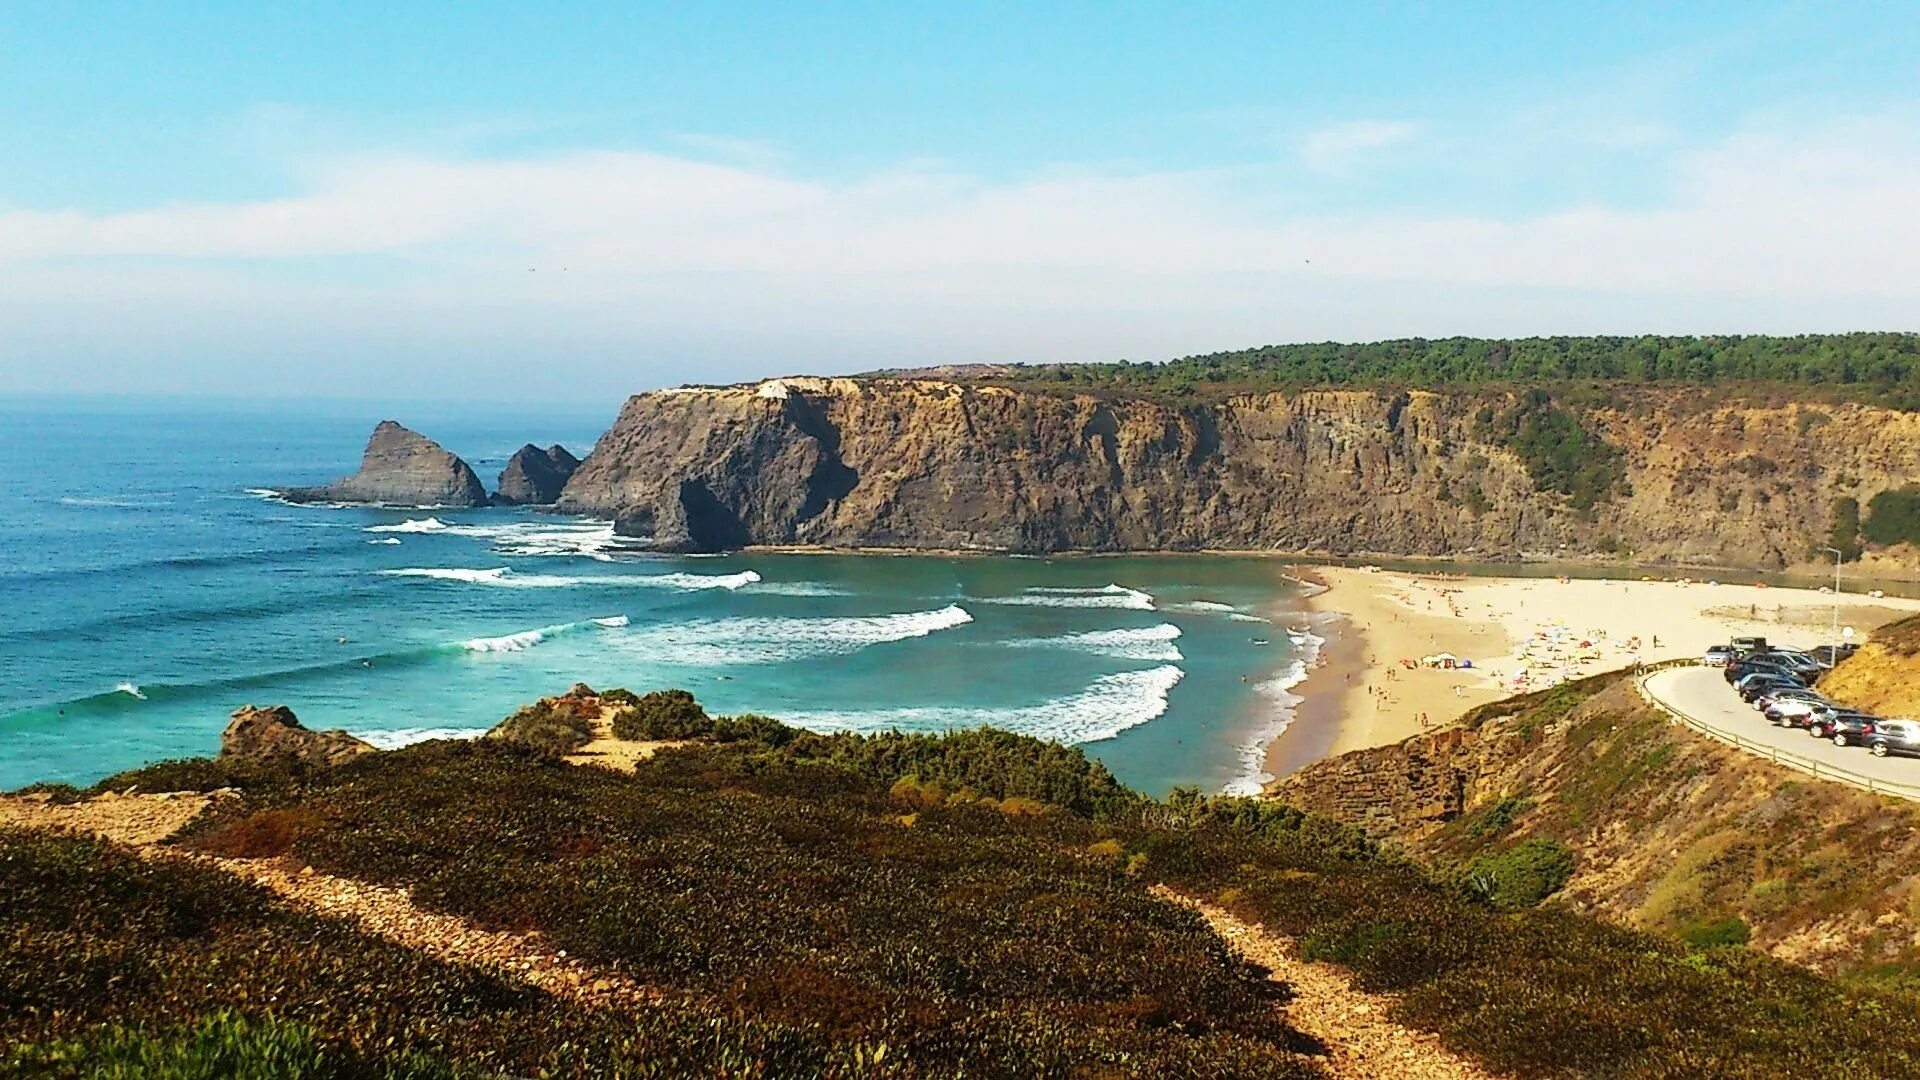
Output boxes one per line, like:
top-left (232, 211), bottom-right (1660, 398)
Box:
top-left (494, 443), bottom-right (580, 505)
top-left (557, 377), bottom-right (1920, 570)
top-left (281, 421), bottom-right (489, 508)
top-left (1277, 674), bottom-right (1920, 976)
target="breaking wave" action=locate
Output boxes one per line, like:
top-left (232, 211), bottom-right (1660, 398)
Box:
top-left (979, 584), bottom-right (1155, 611)
top-left (348, 727), bottom-right (489, 750)
top-left (1011, 623), bottom-right (1184, 662)
top-left (1221, 625), bottom-right (1327, 796)
top-left (613, 605), bottom-right (974, 666)
top-left (379, 567), bottom-right (762, 590)
top-left (778, 664), bottom-right (1185, 745)
top-left (363, 517), bottom-right (638, 560)
top-left (1165, 599), bottom-right (1271, 623)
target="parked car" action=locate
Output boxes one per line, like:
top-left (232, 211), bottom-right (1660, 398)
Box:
top-left (1868, 719), bottom-right (1920, 758)
top-left (1729, 661), bottom-right (1805, 687)
top-left (1740, 675), bottom-right (1805, 703)
top-left (1731, 635), bottom-right (1769, 657)
top-left (1754, 687), bottom-right (1826, 712)
top-left (1761, 650), bottom-right (1825, 678)
top-left (1766, 699), bottom-right (1832, 727)
top-left (1703, 645), bottom-right (1736, 667)
top-left (1809, 711), bottom-right (1879, 746)
top-left (1810, 644), bottom-right (1859, 667)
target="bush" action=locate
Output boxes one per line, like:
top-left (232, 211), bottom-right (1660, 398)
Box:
top-left (1458, 838), bottom-right (1576, 910)
top-left (1680, 916), bottom-right (1753, 948)
top-left (609, 690), bottom-right (711, 740)
top-left (488, 697), bottom-right (596, 755)
top-left (1865, 487), bottom-right (1920, 547)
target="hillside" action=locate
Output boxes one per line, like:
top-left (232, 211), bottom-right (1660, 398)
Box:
top-left (1819, 613), bottom-right (1920, 718)
top-left (11, 689), bottom-right (1920, 1076)
top-left (1277, 672), bottom-right (1920, 978)
top-left (556, 375), bottom-right (1920, 573)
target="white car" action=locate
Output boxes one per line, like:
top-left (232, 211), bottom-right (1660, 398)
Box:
top-left (1703, 645), bottom-right (1735, 667)
top-left (1763, 698), bottom-right (1829, 727)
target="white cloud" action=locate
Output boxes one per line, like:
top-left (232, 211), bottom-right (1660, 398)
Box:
top-left (0, 112), bottom-right (1917, 396)
top-left (1299, 119), bottom-right (1419, 174)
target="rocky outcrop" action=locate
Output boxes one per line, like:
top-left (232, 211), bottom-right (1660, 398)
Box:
top-left (220, 705), bottom-right (375, 767)
top-left (556, 377), bottom-right (1920, 571)
top-left (280, 421), bottom-right (488, 507)
top-left (494, 444), bottom-right (581, 505)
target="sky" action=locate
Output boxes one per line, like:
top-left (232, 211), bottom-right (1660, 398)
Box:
top-left (2, 2), bottom-right (1918, 400)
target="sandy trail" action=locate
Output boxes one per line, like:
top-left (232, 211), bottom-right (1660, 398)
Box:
top-left (562, 706), bottom-right (687, 772)
top-left (0, 789), bottom-right (657, 1010)
top-left (1153, 886), bottom-right (1504, 1080)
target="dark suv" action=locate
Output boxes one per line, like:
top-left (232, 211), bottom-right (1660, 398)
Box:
top-left (1810, 711), bottom-right (1878, 746)
top-left (1727, 660), bottom-right (1804, 686)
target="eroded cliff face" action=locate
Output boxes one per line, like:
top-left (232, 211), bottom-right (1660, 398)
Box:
top-left (557, 377), bottom-right (1920, 569)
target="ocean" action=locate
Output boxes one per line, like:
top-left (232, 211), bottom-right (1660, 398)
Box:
top-left (0, 397), bottom-right (1316, 796)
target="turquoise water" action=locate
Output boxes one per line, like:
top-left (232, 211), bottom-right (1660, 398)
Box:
top-left (0, 398), bottom-right (1307, 796)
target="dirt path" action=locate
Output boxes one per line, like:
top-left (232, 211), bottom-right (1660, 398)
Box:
top-left (1153, 886), bottom-right (1503, 1080)
top-left (208, 855), bottom-right (658, 1008)
top-left (0, 791), bottom-right (656, 1011)
top-left (562, 706), bottom-right (686, 773)
top-left (0, 789), bottom-right (218, 846)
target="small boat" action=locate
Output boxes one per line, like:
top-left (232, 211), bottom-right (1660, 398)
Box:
top-left (1250, 637), bottom-right (1271, 646)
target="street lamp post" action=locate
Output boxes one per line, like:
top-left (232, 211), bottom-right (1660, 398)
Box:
top-left (1822, 546), bottom-right (1843, 652)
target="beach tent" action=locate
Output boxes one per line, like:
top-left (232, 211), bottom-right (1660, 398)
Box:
top-left (1421, 652), bottom-right (1460, 669)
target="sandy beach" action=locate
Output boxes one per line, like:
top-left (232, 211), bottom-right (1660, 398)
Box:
top-left (1262, 565), bottom-right (1920, 786)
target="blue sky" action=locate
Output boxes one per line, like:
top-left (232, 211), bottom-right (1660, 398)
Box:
top-left (2, 2), bottom-right (1918, 399)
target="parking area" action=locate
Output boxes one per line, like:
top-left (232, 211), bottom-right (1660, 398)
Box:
top-left (1642, 666), bottom-right (1920, 796)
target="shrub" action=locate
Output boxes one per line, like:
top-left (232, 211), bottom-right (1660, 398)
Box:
top-left (1830, 495), bottom-right (1864, 561)
top-left (487, 697), bottom-right (597, 755)
top-left (1459, 838), bottom-right (1576, 909)
top-left (609, 690), bottom-right (711, 741)
top-left (1865, 487), bottom-right (1920, 547)
top-left (1680, 915), bottom-right (1753, 948)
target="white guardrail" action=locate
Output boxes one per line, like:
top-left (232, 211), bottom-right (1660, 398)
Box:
top-left (1634, 660), bottom-right (1920, 804)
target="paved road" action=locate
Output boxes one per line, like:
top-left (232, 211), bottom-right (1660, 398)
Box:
top-left (1642, 666), bottom-right (1920, 795)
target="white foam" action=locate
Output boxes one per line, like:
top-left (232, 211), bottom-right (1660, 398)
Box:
top-left (367, 517), bottom-right (450, 534)
top-left (385, 567), bottom-right (513, 584)
top-left (349, 727), bottom-right (489, 750)
top-left (364, 517), bottom-right (639, 560)
top-left (367, 538), bottom-right (402, 545)
top-left (461, 627), bottom-right (556, 653)
top-left (113, 681), bottom-right (146, 701)
top-left (779, 664), bottom-right (1185, 745)
top-left (1221, 626), bottom-right (1328, 796)
top-left (1012, 623), bottom-right (1184, 662)
top-left (59, 496), bottom-right (152, 509)
top-left (745, 581), bottom-right (855, 597)
top-left (981, 584), bottom-right (1155, 611)
top-left (458, 616), bottom-right (626, 653)
top-left (380, 567), bottom-right (762, 590)
top-left (614, 604), bottom-right (974, 665)
top-left (1166, 599), bottom-right (1272, 623)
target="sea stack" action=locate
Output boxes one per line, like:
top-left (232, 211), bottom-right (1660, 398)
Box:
top-left (219, 704), bottom-right (375, 767)
top-left (494, 444), bottom-right (581, 505)
top-left (280, 421), bottom-right (489, 507)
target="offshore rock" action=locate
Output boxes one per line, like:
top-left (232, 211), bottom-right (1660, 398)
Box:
top-left (220, 705), bottom-right (375, 767)
top-left (280, 421), bottom-right (489, 507)
top-left (494, 444), bottom-right (581, 505)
